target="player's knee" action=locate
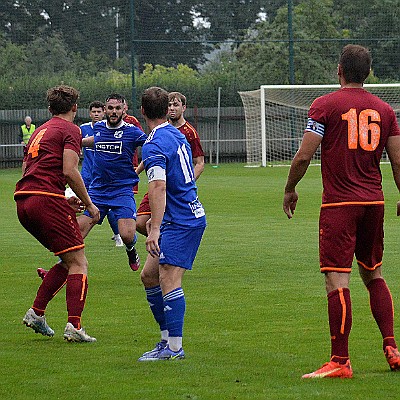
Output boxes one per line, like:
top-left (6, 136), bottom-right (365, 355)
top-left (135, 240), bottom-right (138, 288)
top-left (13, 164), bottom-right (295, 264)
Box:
top-left (140, 268), bottom-right (158, 287)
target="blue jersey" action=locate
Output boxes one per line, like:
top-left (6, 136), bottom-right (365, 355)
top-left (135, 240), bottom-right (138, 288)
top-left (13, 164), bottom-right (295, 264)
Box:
top-left (90, 120), bottom-right (147, 197)
top-left (142, 122), bottom-right (206, 228)
top-left (80, 122), bottom-right (95, 188)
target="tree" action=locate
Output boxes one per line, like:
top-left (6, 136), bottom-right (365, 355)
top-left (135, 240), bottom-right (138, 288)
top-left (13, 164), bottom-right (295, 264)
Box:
top-left (226, 0), bottom-right (343, 85)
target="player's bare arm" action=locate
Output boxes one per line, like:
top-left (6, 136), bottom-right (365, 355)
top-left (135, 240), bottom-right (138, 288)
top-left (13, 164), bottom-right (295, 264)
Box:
top-left (63, 148), bottom-right (100, 223)
top-left (81, 136), bottom-right (94, 147)
top-left (193, 155), bottom-right (205, 180)
top-left (283, 131), bottom-right (322, 218)
top-left (385, 135), bottom-right (400, 216)
top-left (146, 180), bottom-right (166, 257)
top-left (135, 161), bottom-right (145, 175)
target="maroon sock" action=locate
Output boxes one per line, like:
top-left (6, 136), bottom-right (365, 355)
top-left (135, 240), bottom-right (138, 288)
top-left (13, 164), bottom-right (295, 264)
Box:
top-left (367, 278), bottom-right (397, 350)
top-left (328, 288), bottom-right (352, 364)
top-left (66, 274), bottom-right (88, 329)
top-left (32, 263), bottom-right (68, 316)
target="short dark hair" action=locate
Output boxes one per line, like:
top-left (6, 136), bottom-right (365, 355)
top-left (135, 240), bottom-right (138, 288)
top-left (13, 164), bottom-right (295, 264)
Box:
top-left (89, 101), bottom-right (104, 110)
top-left (105, 93), bottom-right (126, 103)
top-left (141, 87), bottom-right (169, 120)
top-left (168, 91), bottom-right (187, 106)
top-left (339, 44), bottom-right (372, 84)
top-left (46, 85), bottom-right (79, 115)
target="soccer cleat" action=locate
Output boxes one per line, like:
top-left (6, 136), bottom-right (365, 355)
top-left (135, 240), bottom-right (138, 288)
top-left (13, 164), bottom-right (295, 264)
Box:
top-left (37, 267), bottom-right (48, 280)
top-left (22, 308), bottom-right (54, 337)
top-left (126, 246), bottom-right (140, 271)
top-left (302, 359), bottom-right (353, 379)
top-left (385, 346), bottom-right (400, 371)
top-left (114, 234), bottom-right (124, 247)
top-left (138, 340), bottom-right (168, 361)
top-left (63, 322), bottom-right (96, 343)
top-left (157, 345), bottom-right (185, 361)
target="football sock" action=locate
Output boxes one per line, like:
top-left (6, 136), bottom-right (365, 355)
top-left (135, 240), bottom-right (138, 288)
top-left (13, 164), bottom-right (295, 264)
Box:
top-left (367, 278), bottom-right (397, 350)
top-left (107, 210), bottom-right (119, 235)
top-left (32, 263), bottom-right (68, 316)
top-left (126, 240), bottom-right (136, 252)
top-left (145, 285), bottom-right (167, 331)
top-left (161, 330), bottom-right (168, 342)
top-left (163, 287), bottom-right (186, 351)
top-left (328, 288), bottom-right (352, 364)
top-left (66, 274), bottom-right (88, 329)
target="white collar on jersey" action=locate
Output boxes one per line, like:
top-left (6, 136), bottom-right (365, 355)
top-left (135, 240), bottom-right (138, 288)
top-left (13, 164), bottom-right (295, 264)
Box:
top-left (152, 121), bottom-right (169, 132)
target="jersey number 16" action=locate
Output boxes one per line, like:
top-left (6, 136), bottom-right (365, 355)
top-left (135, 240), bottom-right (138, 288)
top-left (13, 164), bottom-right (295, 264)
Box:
top-left (342, 108), bottom-right (381, 151)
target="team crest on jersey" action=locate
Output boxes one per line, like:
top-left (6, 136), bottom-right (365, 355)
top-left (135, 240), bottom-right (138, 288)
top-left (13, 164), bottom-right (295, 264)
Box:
top-left (114, 130), bottom-right (123, 138)
top-left (95, 141), bottom-right (122, 154)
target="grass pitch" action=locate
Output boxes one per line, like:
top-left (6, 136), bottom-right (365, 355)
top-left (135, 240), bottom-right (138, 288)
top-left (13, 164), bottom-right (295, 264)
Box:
top-left (1, 164), bottom-right (400, 399)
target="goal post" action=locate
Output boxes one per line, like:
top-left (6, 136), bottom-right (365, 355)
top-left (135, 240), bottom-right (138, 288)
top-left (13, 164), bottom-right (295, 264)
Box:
top-left (239, 84), bottom-right (400, 167)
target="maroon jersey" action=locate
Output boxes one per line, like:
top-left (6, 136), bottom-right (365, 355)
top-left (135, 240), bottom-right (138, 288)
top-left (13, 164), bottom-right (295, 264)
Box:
top-left (123, 114), bottom-right (143, 131)
top-left (306, 87), bottom-right (400, 204)
top-left (178, 121), bottom-right (204, 158)
top-left (15, 117), bottom-right (81, 198)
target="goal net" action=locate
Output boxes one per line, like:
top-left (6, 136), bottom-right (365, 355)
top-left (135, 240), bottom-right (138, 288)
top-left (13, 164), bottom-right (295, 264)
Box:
top-left (239, 84), bottom-right (400, 167)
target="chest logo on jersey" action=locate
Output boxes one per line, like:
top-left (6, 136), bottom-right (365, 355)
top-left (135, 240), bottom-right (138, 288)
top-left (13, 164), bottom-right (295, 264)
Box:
top-left (96, 141), bottom-right (122, 154)
top-left (114, 130), bottom-right (123, 138)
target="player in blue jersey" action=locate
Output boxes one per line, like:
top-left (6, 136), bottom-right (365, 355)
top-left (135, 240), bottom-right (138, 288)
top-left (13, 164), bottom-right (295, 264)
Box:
top-left (137, 87), bottom-right (206, 361)
top-left (80, 101), bottom-right (123, 247)
top-left (78, 93), bottom-right (147, 271)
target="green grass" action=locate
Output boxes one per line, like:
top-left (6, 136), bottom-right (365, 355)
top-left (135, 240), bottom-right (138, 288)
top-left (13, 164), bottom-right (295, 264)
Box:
top-left (2, 163), bottom-right (400, 399)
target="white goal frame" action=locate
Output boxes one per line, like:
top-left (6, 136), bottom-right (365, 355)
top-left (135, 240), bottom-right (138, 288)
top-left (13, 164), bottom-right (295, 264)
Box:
top-left (239, 84), bottom-right (400, 167)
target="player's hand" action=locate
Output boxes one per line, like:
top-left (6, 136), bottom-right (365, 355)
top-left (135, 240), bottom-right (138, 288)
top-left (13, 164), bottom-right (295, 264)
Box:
top-left (86, 203), bottom-right (100, 225)
top-left (146, 228), bottom-right (160, 258)
top-left (67, 196), bottom-right (85, 213)
top-left (397, 200), bottom-right (400, 216)
top-left (283, 191), bottom-right (298, 219)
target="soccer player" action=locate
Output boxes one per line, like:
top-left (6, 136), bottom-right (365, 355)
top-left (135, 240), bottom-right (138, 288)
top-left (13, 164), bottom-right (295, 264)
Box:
top-left (136, 91), bottom-right (205, 236)
top-left (80, 101), bottom-right (123, 247)
top-left (15, 85), bottom-right (100, 342)
top-left (283, 44), bottom-right (400, 378)
top-left (78, 93), bottom-right (147, 272)
top-left (137, 87), bottom-right (206, 361)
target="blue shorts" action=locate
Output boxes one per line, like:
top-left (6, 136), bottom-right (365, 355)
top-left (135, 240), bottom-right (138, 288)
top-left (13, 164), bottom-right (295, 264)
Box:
top-left (84, 192), bottom-right (137, 224)
top-left (159, 224), bottom-right (205, 270)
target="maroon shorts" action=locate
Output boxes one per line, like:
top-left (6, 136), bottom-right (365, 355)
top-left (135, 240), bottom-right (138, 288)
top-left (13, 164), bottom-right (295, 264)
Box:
top-left (319, 205), bottom-right (384, 273)
top-left (137, 192), bottom-right (151, 216)
top-left (16, 195), bottom-right (84, 256)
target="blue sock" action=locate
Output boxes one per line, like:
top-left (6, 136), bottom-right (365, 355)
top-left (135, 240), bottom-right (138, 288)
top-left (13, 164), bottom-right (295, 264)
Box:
top-left (107, 210), bottom-right (119, 235)
top-left (163, 287), bottom-right (186, 337)
top-left (145, 286), bottom-right (167, 331)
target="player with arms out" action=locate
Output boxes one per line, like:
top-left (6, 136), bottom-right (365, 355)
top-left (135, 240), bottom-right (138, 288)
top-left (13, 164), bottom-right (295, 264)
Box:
top-left (283, 44), bottom-right (400, 378)
top-left (137, 87), bottom-right (206, 361)
top-left (78, 93), bottom-right (147, 272)
top-left (15, 85), bottom-right (100, 342)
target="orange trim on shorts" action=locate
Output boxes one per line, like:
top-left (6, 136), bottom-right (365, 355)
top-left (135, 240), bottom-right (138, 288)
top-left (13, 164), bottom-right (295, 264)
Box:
top-left (321, 201), bottom-right (384, 208)
top-left (14, 190), bottom-right (66, 199)
top-left (54, 244), bottom-right (85, 256)
top-left (137, 211), bottom-right (151, 216)
top-left (320, 267), bottom-right (352, 273)
top-left (338, 288), bottom-right (346, 335)
top-left (357, 260), bottom-right (382, 271)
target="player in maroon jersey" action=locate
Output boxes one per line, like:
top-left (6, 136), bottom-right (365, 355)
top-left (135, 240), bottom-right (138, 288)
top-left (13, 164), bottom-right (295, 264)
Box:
top-left (15, 85), bottom-right (100, 342)
top-left (136, 91), bottom-right (204, 236)
top-left (283, 44), bottom-right (400, 378)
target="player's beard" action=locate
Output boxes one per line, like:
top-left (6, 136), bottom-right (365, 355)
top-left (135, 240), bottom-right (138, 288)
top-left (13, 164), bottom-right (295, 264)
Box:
top-left (106, 114), bottom-right (123, 127)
